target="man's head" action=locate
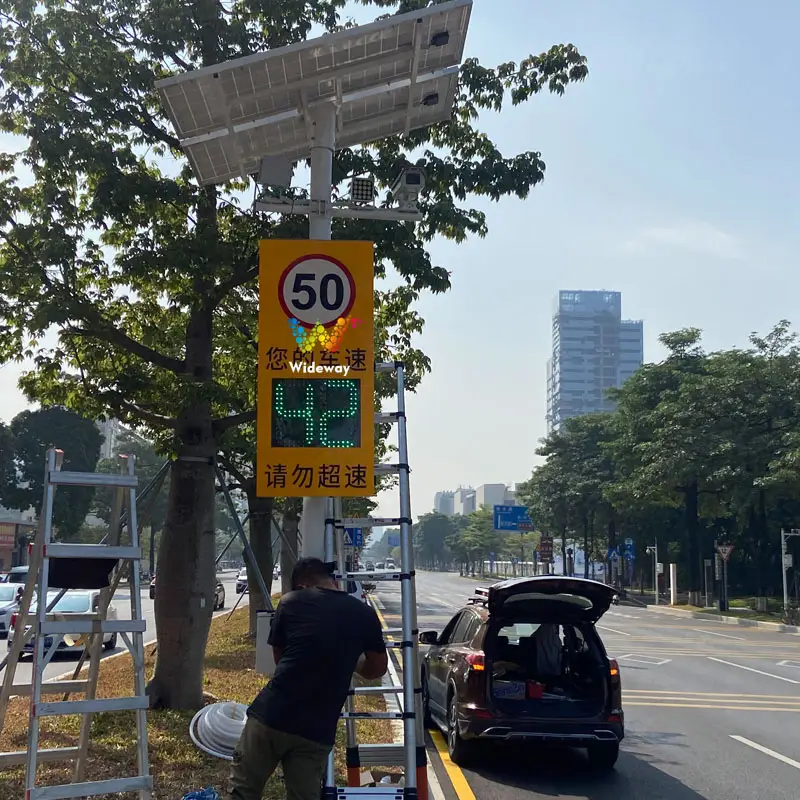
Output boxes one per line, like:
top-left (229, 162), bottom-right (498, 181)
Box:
top-left (291, 557), bottom-right (337, 591)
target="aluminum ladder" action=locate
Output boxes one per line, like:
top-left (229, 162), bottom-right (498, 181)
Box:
top-left (322, 361), bottom-right (427, 799)
top-left (0, 447), bottom-right (153, 799)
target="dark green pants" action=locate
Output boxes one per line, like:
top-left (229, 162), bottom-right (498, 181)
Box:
top-left (226, 716), bottom-right (330, 800)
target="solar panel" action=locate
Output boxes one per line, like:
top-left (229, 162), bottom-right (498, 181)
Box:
top-left (154, 0), bottom-right (472, 186)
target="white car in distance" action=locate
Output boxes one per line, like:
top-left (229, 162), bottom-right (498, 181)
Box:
top-left (8, 589), bottom-right (119, 656)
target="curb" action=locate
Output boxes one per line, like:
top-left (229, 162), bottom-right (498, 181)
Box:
top-left (647, 604), bottom-right (800, 634)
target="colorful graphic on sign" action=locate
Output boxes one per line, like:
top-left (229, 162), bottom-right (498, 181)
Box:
top-left (257, 240), bottom-right (375, 498)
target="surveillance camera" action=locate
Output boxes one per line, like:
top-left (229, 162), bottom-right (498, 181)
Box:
top-left (390, 166), bottom-right (426, 210)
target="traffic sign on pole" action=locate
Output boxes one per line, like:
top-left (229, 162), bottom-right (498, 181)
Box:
top-left (716, 544), bottom-right (734, 562)
top-left (343, 528), bottom-right (364, 547)
top-left (256, 239), bottom-right (375, 498)
top-left (493, 505), bottom-right (533, 532)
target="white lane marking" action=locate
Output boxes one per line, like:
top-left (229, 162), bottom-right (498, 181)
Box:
top-left (693, 628), bottom-right (745, 641)
top-left (597, 624), bottom-right (631, 636)
top-left (428, 594), bottom-right (458, 609)
top-left (617, 654), bottom-right (671, 666)
top-left (730, 736), bottom-right (800, 770)
top-left (373, 596), bottom-right (386, 610)
top-left (607, 611), bottom-right (640, 619)
top-left (777, 660), bottom-right (800, 669)
top-left (709, 657), bottom-right (800, 684)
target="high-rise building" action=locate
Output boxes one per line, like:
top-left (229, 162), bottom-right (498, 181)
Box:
top-left (454, 487), bottom-right (476, 516)
top-left (433, 491), bottom-right (455, 516)
top-left (546, 290), bottom-right (644, 432)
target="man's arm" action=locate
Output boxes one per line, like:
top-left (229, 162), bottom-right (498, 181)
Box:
top-left (355, 607), bottom-right (388, 680)
top-left (268, 604), bottom-right (287, 666)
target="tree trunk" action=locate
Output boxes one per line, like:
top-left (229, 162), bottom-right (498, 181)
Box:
top-left (147, 439), bottom-right (216, 709)
top-left (582, 513), bottom-right (590, 579)
top-left (281, 504), bottom-right (300, 596)
top-left (246, 491), bottom-right (274, 637)
top-left (147, 293), bottom-right (217, 709)
top-left (560, 525), bottom-right (568, 576)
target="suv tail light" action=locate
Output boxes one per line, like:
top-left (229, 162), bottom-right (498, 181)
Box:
top-left (10, 613), bottom-right (17, 629)
top-left (609, 659), bottom-right (621, 685)
top-left (465, 652), bottom-right (485, 672)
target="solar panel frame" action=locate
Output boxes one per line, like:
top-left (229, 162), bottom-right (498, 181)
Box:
top-left (154, 0), bottom-right (472, 186)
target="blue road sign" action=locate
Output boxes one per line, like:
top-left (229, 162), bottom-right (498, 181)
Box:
top-left (344, 528), bottom-right (363, 547)
top-left (493, 505), bottom-right (533, 532)
top-left (387, 534), bottom-right (400, 548)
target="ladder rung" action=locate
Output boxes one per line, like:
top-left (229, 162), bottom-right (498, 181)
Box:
top-left (338, 571), bottom-right (401, 582)
top-left (11, 680), bottom-right (89, 696)
top-left (34, 696), bottom-right (149, 717)
top-left (374, 362), bottom-right (400, 373)
top-left (341, 711), bottom-right (404, 719)
top-left (40, 619), bottom-right (147, 635)
top-left (344, 517), bottom-right (403, 528)
top-left (0, 746), bottom-right (81, 768)
top-left (354, 743), bottom-right (406, 766)
top-left (49, 470), bottom-right (139, 489)
top-left (374, 412), bottom-right (400, 425)
top-left (43, 543), bottom-right (141, 560)
top-left (374, 463), bottom-right (403, 475)
top-left (27, 775), bottom-right (154, 800)
top-left (351, 685), bottom-right (403, 696)
top-left (382, 628), bottom-right (403, 634)
top-left (334, 789), bottom-right (404, 797)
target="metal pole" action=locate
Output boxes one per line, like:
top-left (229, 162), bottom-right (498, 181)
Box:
top-left (214, 513), bottom-right (251, 566)
top-left (300, 101), bottom-right (337, 562)
top-left (653, 542), bottom-right (658, 606)
top-left (213, 464), bottom-right (273, 612)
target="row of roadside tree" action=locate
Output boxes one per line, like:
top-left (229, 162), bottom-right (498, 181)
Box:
top-left (410, 323), bottom-right (800, 618)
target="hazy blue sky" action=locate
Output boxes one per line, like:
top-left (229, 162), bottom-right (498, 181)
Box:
top-left (1, 1), bottom-right (798, 523)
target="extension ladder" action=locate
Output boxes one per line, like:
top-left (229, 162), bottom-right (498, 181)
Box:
top-left (323, 361), bottom-right (427, 799)
top-left (0, 447), bottom-right (153, 799)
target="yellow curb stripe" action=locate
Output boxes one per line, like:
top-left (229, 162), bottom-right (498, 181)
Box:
top-left (429, 729), bottom-right (477, 800)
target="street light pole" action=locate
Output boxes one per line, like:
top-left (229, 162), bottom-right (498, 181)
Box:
top-left (646, 543), bottom-right (658, 605)
top-left (300, 104), bottom-right (337, 564)
top-left (781, 529), bottom-right (799, 615)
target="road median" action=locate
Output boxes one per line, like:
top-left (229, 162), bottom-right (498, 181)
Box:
top-left (647, 603), bottom-right (800, 634)
top-left (1, 606), bottom-right (394, 798)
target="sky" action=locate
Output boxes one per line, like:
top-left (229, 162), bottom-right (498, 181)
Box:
top-left (1, 0), bottom-right (799, 523)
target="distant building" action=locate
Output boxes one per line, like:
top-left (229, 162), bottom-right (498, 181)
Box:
top-left (546, 290), bottom-right (644, 432)
top-left (476, 484), bottom-right (511, 509)
top-left (454, 487), bottom-right (476, 516)
top-left (433, 491), bottom-right (455, 516)
top-left (96, 417), bottom-right (123, 460)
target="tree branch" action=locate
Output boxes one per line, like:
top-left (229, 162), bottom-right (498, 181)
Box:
top-left (213, 410), bottom-right (256, 435)
top-left (218, 453), bottom-right (251, 490)
top-left (114, 399), bottom-right (178, 429)
top-left (211, 263), bottom-right (258, 306)
top-left (72, 326), bottom-right (185, 374)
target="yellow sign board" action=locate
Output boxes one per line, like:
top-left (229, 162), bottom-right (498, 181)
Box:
top-left (256, 239), bottom-right (375, 498)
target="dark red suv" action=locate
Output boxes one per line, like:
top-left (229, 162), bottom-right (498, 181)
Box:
top-left (419, 576), bottom-right (624, 769)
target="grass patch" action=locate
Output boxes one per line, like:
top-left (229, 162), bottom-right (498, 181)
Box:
top-left (0, 607), bottom-right (393, 798)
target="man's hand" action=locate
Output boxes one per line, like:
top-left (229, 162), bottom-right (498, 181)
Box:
top-left (355, 651), bottom-right (388, 680)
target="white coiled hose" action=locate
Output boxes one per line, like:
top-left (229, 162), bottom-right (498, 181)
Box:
top-left (189, 702), bottom-right (248, 760)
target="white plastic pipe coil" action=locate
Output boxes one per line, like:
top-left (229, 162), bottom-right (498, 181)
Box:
top-left (189, 702), bottom-right (248, 760)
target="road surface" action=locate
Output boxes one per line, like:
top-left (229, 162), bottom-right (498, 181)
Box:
top-left (373, 570), bottom-right (800, 800)
top-left (4, 572), bottom-right (248, 687)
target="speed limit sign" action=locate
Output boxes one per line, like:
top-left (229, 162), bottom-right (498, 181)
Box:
top-left (278, 254), bottom-right (356, 326)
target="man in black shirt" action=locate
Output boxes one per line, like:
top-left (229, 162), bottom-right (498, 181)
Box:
top-left (226, 557), bottom-right (388, 800)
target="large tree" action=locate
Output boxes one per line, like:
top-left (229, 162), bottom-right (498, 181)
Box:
top-left (0, 1), bottom-right (588, 707)
top-left (0, 406), bottom-right (102, 538)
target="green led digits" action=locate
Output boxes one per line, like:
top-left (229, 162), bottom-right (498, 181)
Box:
top-left (273, 381), bottom-right (316, 445)
top-left (320, 380), bottom-right (359, 447)
top-left (271, 379), bottom-right (361, 448)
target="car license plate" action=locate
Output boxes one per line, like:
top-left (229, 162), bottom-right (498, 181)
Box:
top-left (492, 680), bottom-right (526, 700)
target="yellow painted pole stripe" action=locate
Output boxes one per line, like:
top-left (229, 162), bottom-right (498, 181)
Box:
top-left (429, 729), bottom-right (477, 800)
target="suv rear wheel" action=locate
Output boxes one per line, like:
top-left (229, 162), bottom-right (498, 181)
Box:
top-left (447, 689), bottom-right (475, 766)
top-left (587, 741), bottom-right (619, 771)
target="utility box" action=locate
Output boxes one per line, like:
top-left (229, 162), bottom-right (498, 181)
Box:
top-left (255, 610), bottom-right (276, 677)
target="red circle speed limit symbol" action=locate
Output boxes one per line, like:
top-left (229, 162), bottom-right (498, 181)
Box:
top-left (278, 254), bottom-right (356, 327)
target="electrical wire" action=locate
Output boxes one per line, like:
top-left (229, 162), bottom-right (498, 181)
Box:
top-left (189, 702), bottom-right (248, 761)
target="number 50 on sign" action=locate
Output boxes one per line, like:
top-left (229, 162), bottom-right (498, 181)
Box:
top-left (256, 239), bottom-right (375, 498)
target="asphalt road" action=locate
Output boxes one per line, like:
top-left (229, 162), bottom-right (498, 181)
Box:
top-left (373, 570), bottom-right (800, 800)
top-left (4, 572), bottom-right (247, 687)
